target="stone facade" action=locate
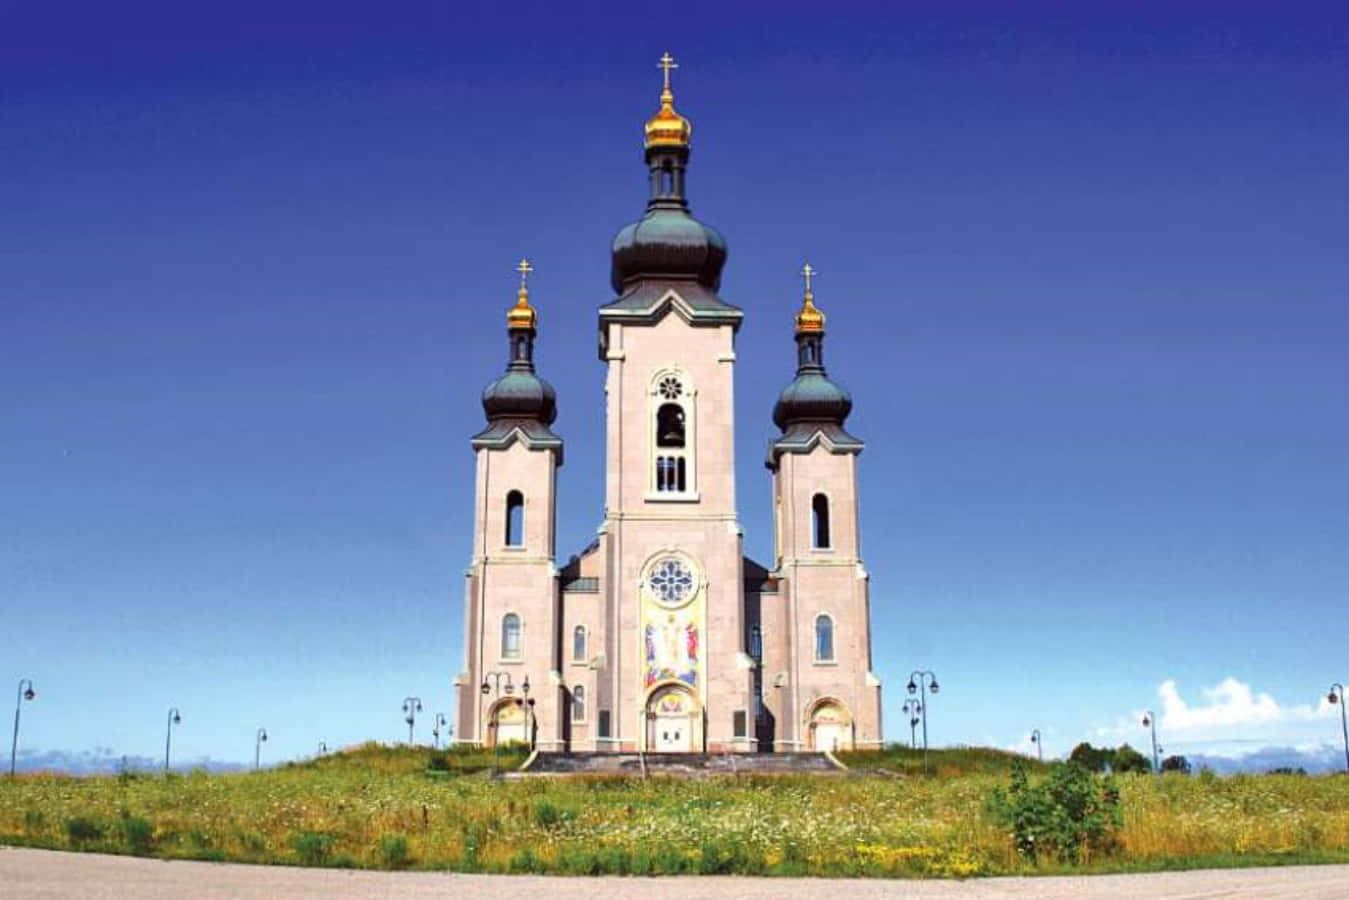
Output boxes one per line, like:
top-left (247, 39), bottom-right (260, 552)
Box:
top-left (454, 69), bottom-right (882, 753)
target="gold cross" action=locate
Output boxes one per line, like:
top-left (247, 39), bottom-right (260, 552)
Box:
top-left (800, 262), bottom-right (816, 295)
top-left (516, 258), bottom-right (533, 289)
top-left (658, 52), bottom-right (678, 92)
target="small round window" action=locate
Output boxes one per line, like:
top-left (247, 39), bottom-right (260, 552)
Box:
top-left (647, 557), bottom-right (695, 607)
top-left (658, 376), bottom-right (683, 400)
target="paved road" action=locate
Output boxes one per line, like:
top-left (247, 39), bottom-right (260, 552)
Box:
top-left (3, 848), bottom-right (1348, 898)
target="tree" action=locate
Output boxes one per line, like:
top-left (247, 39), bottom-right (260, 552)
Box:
top-left (1068, 742), bottom-right (1112, 773)
top-left (1111, 743), bottom-right (1152, 774)
top-left (1160, 754), bottom-right (1191, 774)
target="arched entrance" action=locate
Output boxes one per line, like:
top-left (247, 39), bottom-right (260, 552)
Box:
top-left (645, 684), bottom-right (700, 752)
top-left (488, 698), bottom-right (529, 748)
top-left (807, 698), bottom-right (853, 752)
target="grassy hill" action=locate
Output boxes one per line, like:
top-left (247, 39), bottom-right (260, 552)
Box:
top-left (2, 743), bottom-right (1348, 877)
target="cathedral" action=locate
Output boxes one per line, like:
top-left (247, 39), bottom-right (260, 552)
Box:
top-left (454, 56), bottom-right (882, 754)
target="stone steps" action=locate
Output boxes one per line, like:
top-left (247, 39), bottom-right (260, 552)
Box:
top-left (514, 751), bottom-right (846, 777)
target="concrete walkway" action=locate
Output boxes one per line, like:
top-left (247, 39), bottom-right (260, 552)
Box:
top-left (3, 848), bottom-right (1347, 898)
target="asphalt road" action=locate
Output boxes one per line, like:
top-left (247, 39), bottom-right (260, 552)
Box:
top-left (3, 848), bottom-right (1348, 898)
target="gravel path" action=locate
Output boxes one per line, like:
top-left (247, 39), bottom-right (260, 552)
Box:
top-left (3, 848), bottom-right (1348, 898)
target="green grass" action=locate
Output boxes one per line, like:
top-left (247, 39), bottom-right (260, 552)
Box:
top-left (2, 743), bottom-right (1348, 877)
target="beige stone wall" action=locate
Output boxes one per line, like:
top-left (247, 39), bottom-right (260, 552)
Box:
top-left (771, 446), bottom-right (882, 749)
top-left (460, 440), bottom-right (561, 748)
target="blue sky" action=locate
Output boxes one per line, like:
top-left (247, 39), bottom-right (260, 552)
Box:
top-left (3, 2), bottom-right (1347, 771)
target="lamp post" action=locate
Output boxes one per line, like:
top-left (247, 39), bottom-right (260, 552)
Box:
top-left (9, 679), bottom-right (35, 778)
top-left (481, 671), bottom-right (515, 776)
top-left (1141, 710), bottom-right (1161, 774)
top-left (164, 707), bottom-right (181, 773)
top-left (906, 670), bottom-right (940, 774)
top-left (1328, 683), bottom-right (1349, 775)
top-left (901, 698), bottom-right (922, 749)
top-left (432, 713), bottom-right (447, 749)
top-left (402, 697), bottom-right (422, 745)
top-left (1030, 729), bottom-right (1043, 763)
top-left (254, 727), bottom-right (268, 771)
top-left (521, 676), bottom-right (536, 751)
top-left (317, 741), bottom-right (328, 757)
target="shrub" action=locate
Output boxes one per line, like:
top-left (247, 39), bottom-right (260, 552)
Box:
top-left (532, 800), bottom-right (573, 829)
top-left (118, 816), bottom-right (155, 855)
top-left (65, 817), bottom-right (104, 846)
top-left (986, 760), bottom-right (1122, 864)
top-left (1161, 755), bottom-right (1192, 774)
top-left (291, 831), bottom-right (335, 866)
top-left (1111, 744), bottom-right (1152, 774)
top-left (378, 834), bottom-right (410, 869)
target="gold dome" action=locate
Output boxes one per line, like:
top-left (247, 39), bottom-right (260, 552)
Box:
top-left (795, 262), bottom-right (825, 333)
top-left (644, 52), bottom-right (692, 149)
top-left (507, 258), bottom-right (538, 330)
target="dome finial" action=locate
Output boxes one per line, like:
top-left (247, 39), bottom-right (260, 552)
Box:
top-left (507, 257), bottom-right (538, 330)
top-left (644, 52), bottom-right (692, 148)
top-left (795, 261), bottom-right (826, 333)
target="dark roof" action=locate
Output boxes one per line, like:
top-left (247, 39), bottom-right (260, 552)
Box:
top-left (471, 418), bottom-right (564, 463)
top-left (766, 422), bottom-right (863, 470)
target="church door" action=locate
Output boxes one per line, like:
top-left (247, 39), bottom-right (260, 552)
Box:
top-left (646, 686), bottom-right (697, 752)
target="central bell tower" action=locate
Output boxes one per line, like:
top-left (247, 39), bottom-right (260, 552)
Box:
top-left (590, 54), bottom-right (756, 752)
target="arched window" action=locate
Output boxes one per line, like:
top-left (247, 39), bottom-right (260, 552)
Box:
top-left (501, 613), bottom-right (521, 659)
top-left (656, 403), bottom-right (685, 448)
top-left (815, 614), bottom-right (834, 662)
top-left (572, 685), bottom-right (586, 722)
top-left (572, 625), bottom-right (587, 662)
top-left (812, 494), bottom-right (831, 549)
top-left (749, 623), bottom-right (762, 660)
top-left (505, 491), bottom-right (524, 547)
top-left (651, 372), bottom-right (694, 496)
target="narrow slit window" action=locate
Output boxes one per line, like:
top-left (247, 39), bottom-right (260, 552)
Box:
top-left (505, 490), bottom-right (524, 547)
top-left (572, 625), bottom-right (587, 662)
top-left (812, 493), bottom-right (831, 549)
top-left (815, 614), bottom-right (834, 662)
top-left (502, 613), bottom-right (522, 659)
top-left (749, 624), bottom-right (762, 660)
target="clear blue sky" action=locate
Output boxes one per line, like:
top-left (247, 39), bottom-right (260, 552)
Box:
top-left (4, 2), bottom-right (1347, 770)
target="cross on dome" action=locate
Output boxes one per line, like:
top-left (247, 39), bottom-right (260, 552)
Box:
top-left (658, 52), bottom-right (679, 92)
top-left (508, 257), bottom-right (538, 330)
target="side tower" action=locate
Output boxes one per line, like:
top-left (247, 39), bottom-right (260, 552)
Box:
top-left (455, 262), bottom-right (565, 750)
top-left (591, 55), bottom-right (757, 752)
top-left (764, 267), bottom-right (882, 751)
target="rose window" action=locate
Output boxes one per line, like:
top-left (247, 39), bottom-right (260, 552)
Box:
top-left (658, 376), bottom-right (683, 400)
top-left (648, 558), bottom-right (695, 606)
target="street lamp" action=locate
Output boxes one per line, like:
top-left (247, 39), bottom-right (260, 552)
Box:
top-left (9, 679), bottom-right (36, 778)
top-left (1030, 729), bottom-right (1043, 763)
top-left (481, 670), bottom-right (515, 776)
top-left (906, 670), bottom-right (940, 774)
top-left (432, 713), bottom-right (448, 749)
top-left (1328, 683), bottom-right (1348, 775)
top-left (901, 698), bottom-right (922, 749)
top-left (164, 707), bottom-right (182, 773)
top-left (254, 728), bottom-right (268, 771)
top-left (317, 741), bottom-right (328, 756)
top-left (402, 697), bottom-right (423, 745)
top-left (1141, 710), bottom-right (1162, 774)
top-left (521, 676), bottom-right (536, 751)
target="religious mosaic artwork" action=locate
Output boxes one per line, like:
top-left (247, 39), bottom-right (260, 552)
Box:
top-left (811, 701), bottom-right (849, 724)
top-left (652, 689), bottom-right (689, 715)
top-left (642, 555), bottom-right (701, 688)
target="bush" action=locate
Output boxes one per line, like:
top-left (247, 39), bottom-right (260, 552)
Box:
top-left (118, 816), bottom-right (155, 855)
top-left (291, 831), bottom-right (335, 866)
top-left (1161, 755), bottom-right (1192, 774)
top-left (986, 760), bottom-right (1123, 864)
top-left (1111, 744), bottom-right (1152, 774)
top-left (65, 817), bottom-right (104, 846)
top-left (532, 800), bottom-right (573, 829)
top-left (378, 833), bottom-right (410, 869)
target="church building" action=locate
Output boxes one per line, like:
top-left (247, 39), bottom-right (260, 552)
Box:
top-left (454, 56), bottom-right (882, 753)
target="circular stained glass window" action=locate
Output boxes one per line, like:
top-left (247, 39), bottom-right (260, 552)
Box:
top-left (648, 558), bottom-right (695, 606)
top-left (658, 376), bottom-right (683, 400)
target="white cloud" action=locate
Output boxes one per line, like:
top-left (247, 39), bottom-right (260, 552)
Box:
top-left (1092, 677), bottom-right (1340, 760)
